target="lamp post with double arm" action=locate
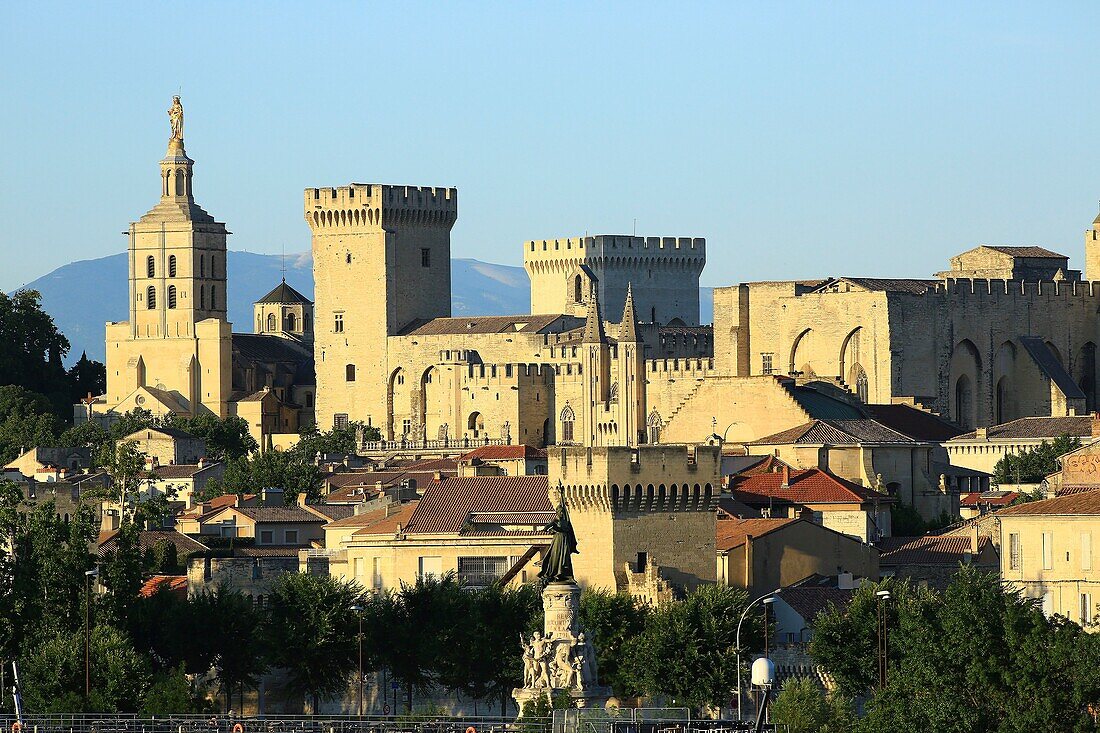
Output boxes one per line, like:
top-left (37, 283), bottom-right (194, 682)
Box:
top-left (735, 589), bottom-right (780, 721)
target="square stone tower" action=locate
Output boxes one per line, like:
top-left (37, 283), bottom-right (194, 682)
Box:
top-left (104, 105), bottom-right (232, 418)
top-left (524, 235), bottom-right (706, 325)
top-left (304, 184), bottom-right (458, 429)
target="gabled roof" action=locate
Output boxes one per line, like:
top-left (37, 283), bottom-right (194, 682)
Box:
top-left (349, 502), bottom-right (420, 536)
top-left (303, 503), bottom-right (355, 521)
top-left (256, 280), bottom-right (312, 305)
top-left (232, 333), bottom-right (312, 363)
top-left (405, 476), bottom-right (552, 534)
top-left (808, 277), bottom-right (938, 295)
top-left (716, 518), bottom-right (796, 551)
top-left (124, 426), bottom-right (198, 441)
top-left (751, 419), bottom-right (917, 446)
top-left (960, 491), bottom-right (1019, 508)
top-left (952, 416), bottom-right (1095, 441)
top-left (459, 445), bottom-right (548, 461)
top-left (878, 535), bottom-right (992, 565)
top-left (731, 468), bottom-right (893, 505)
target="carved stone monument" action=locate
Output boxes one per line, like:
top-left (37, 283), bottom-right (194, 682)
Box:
top-left (513, 493), bottom-right (610, 712)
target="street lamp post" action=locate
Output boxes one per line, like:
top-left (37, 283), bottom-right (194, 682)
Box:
top-left (350, 604), bottom-right (364, 715)
top-left (84, 567), bottom-right (99, 700)
top-left (735, 589), bottom-right (780, 721)
top-left (875, 589), bottom-right (891, 690)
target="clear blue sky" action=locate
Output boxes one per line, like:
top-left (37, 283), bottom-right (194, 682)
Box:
top-left (3, 2), bottom-right (1100, 292)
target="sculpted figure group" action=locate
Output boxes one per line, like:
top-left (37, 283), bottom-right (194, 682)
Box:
top-left (520, 630), bottom-right (599, 692)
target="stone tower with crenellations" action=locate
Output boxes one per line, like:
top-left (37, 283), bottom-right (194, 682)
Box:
top-left (304, 184), bottom-right (458, 430)
top-left (524, 235), bottom-right (706, 325)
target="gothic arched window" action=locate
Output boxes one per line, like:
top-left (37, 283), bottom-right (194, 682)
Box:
top-left (147, 256), bottom-right (155, 278)
top-left (167, 285), bottom-right (177, 309)
top-left (560, 405), bottom-right (576, 443)
top-left (168, 255), bottom-right (177, 278)
top-left (287, 313), bottom-right (297, 331)
top-left (146, 286), bottom-right (156, 310)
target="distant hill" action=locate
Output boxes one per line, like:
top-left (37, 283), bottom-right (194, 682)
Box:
top-left (18, 251), bottom-right (713, 363)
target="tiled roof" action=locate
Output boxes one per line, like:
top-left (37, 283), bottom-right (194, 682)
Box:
top-left (140, 575), bottom-right (187, 597)
top-left (982, 245), bottom-right (1065, 258)
top-left (998, 491), bottom-right (1100, 516)
top-left (779, 587), bottom-right (855, 623)
top-left (349, 502), bottom-right (420, 536)
top-left (953, 416), bottom-right (1095, 441)
top-left (878, 535), bottom-right (990, 565)
top-left (721, 455), bottom-right (769, 475)
top-left (731, 468), bottom-right (893, 505)
top-left (863, 404), bottom-right (965, 441)
top-left (716, 518), bottom-right (796, 551)
top-left (144, 463), bottom-right (219, 479)
top-left (1057, 485), bottom-right (1100, 497)
top-left (232, 333), bottom-right (312, 363)
top-left (404, 457), bottom-right (460, 472)
top-left (233, 506), bottom-right (325, 523)
top-left (810, 277), bottom-right (938, 295)
top-left (400, 314), bottom-right (578, 336)
top-left (98, 530), bottom-right (209, 558)
top-left (304, 503), bottom-right (355, 521)
top-left (405, 476), bottom-right (552, 534)
top-left (460, 445), bottom-right (548, 461)
top-left (752, 419), bottom-right (916, 446)
top-left (256, 280), bottom-right (312, 304)
top-left (960, 491), bottom-right (1019, 507)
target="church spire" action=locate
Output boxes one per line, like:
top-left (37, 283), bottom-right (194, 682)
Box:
top-left (619, 282), bottom-right (639, 343)
top-left (582, 287), bottom-right (606, 343)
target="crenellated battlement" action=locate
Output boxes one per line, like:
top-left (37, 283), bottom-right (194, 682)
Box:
top-left (525, 235), bottom-right (706, 266)
top-left (646, 357), bottom-right (715, 374)
top-left (934, 277), bottom-right (1100, 298)
top-left (304, 183), bottom-right (458, 231)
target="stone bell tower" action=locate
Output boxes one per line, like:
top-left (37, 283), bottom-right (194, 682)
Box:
top-left (103, 97), bottom-right (232, 418)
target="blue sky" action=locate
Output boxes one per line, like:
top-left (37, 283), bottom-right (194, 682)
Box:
top-left (3, 2), bottom-right (1100, 292)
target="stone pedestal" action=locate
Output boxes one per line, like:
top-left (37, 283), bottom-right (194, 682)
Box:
top-left (513, 581), bottom-right (611, 714)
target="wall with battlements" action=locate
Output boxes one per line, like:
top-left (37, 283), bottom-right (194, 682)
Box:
top-left (525, 235), bottom-right (706, 326)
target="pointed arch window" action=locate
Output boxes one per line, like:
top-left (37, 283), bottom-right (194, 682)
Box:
top-left (200, 255), bottom-right (205, 278)
top-left (167, 285), bottom-right (177, 309)
top-left (560, 405), bottom-right (576, 443)
top-left (199, 285), bottom-right (205, 310)
top-left (146, 286), bottom-right (157, 310)
top-left (287, 312), bottom-right (297, 331)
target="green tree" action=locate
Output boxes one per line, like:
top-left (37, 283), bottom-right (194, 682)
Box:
top-left (188, 586), bottom-right (268, 712)
top-left (264, 572), bottom-right (367, 712)
top-left (98, 521), bottom-right (145, 631)
top-left (141, 663), bottom-right (210, 715)
top-left (436, 582), bottom-right (542, 714)
top-left (770, 677), bottom-right (855, 733)
top-left (19, 624), bottom-right (151, 713)
top-left (0, 385), bottom-right (64, 463)
top-left (621, 584), bottom-right (759, 712)
top-left (291, 422), bottom-right (377, 460)
top-left (164, 412), bottom-right (257, 462)
top-left (994, 434), bottom-right (1082, 484)
top-left (0, 289), bottom-right (74, 416)
top-left (579, 589), bottom-right (651, 698)
top-left (206, 450), bottom-right (323, 504)
top-left (67, 351), bottom-right (106, 403)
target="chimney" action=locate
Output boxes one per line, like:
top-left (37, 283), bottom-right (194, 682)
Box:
top-left (975, 427), bottom-right (987, 439)
top-left (837, 571), bottom-right (855, 590)
top-left (781, 464), bottom-right (790, 488)
top-left (970, 522), bottom-right (981, 556)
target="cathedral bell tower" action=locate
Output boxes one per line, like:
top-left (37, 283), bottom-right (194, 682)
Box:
top-left (103, 97), bottom-right (233, 418)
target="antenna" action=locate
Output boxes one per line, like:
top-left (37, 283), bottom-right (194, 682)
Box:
top-left (280, 244), bottom-right (287, 282)
top-left (633, 218), bottom-right (637, 236)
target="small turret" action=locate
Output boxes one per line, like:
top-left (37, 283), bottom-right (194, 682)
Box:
top-left (582, 288), bottom-right (606, 344)
top-left (254, 279), bottom-right (314, 345)
top-left (619, 283), bottom-right (639, 343)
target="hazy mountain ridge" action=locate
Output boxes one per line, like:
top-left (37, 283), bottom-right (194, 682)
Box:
top-left (18, 252), bottom-right (713, 363)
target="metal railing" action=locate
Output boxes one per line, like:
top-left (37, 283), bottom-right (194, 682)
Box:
top-left (550, 710), bottom-right (788, 733)
top-left (359, 437), bottom-right (509, 453)
top-left (3, 714), bottom-right (546, 733)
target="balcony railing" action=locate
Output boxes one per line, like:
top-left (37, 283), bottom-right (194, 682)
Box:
top-left (360, 436), bottom-right (510, 452)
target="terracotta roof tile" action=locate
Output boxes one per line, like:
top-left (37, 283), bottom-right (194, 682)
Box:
top-left (348, 502), bottom-right (420, 536)
top-left (405, 476), bottom-right (551, 534)
top-left (779, 587), bottom-right (855, 622)
top-left (998, 491), bottom-right (1100, 516)
top-left (878, 535), bottom-right (990, 565)
top-left (233, 506), bottom-right (325, 523)
top-left (960, 491), bottom-right (1019, 507)
top-left (983, 245), bottom-right (1065, 258)
top-left (752, 419), bottom-right (917, 446)
top-left (140, 575), bottom-right (187, 597)
top-left (716, 517), bottom-right (796, 551)
top-left (731, 469), bottom-right (893, 505)
top-left (460, 445), bottom-right (548, 461)
top-left (400, 314), bottom-right (578, 336)
top-left (863, 404), bottom-right (965, 441)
